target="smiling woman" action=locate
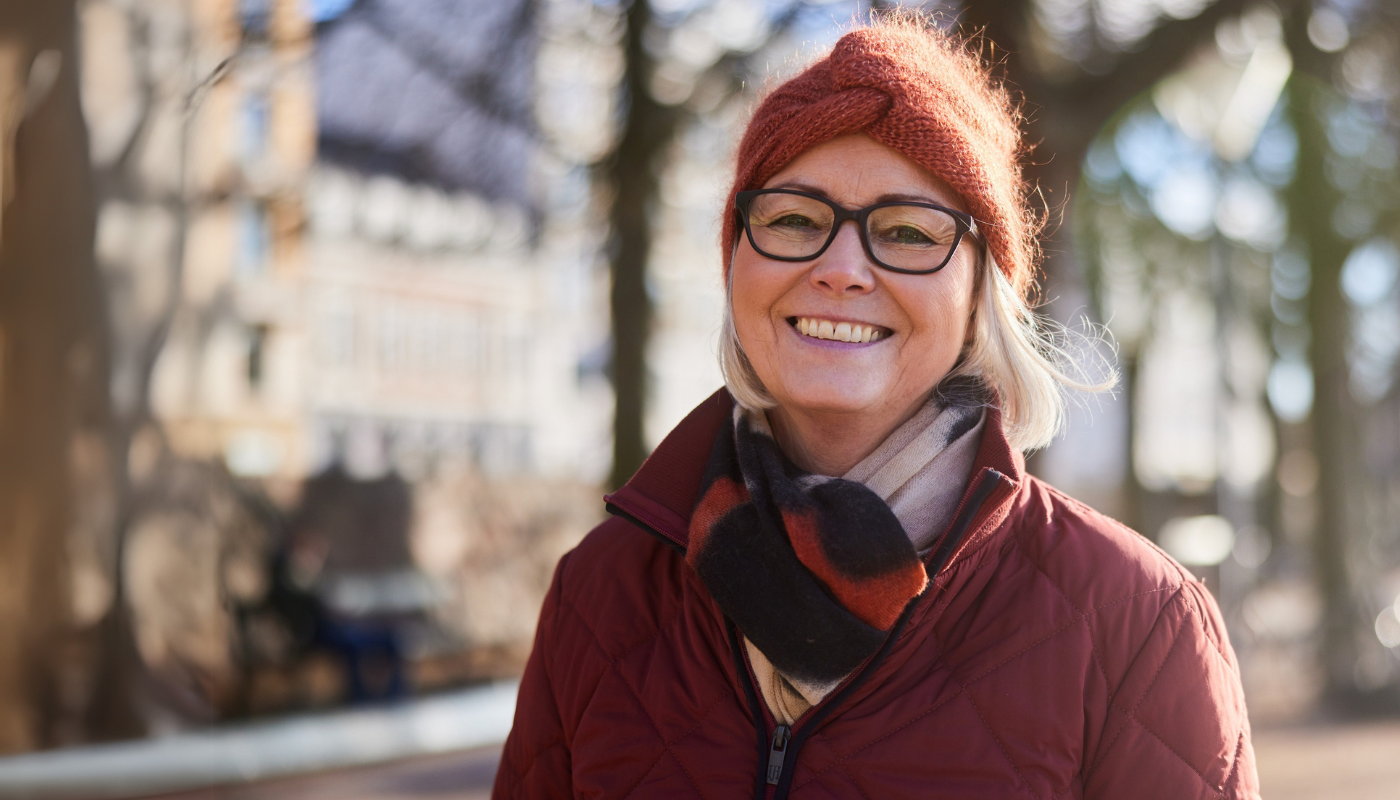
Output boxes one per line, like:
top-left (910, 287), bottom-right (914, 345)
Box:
top-left (495, 13), bottom-right (1261, 800)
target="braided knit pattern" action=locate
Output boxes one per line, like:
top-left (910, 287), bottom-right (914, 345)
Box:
top-left (722, 19), bottom-right (1040, 297)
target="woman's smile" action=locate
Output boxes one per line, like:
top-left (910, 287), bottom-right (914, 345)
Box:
top-left (788, 316), bottom-right (891, 344)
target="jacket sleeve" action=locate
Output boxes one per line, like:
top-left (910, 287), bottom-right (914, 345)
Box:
top-left (1084, 580), bottom-right (1260, 799)
top-left (492, 552), bottom-right (573, 799)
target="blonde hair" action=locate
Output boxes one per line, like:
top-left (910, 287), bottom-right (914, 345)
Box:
top-left (718, 249), bottom-right (1115, 453)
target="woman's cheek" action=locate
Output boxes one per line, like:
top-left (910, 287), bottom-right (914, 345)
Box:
top-left (732, 290), bottom-right (776, 376)
top-left (733, 268), bottom-right (785, 346)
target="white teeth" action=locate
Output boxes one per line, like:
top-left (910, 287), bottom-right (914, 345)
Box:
top-left (794, 317), bottom-right (886, 343)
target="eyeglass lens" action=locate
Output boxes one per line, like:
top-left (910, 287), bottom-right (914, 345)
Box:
top-left (745, 192), bottom-right (961, 271)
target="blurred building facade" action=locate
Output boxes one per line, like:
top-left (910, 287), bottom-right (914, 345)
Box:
top-left (85, 0), bottom-right (611, 489)
top-left (67, 0), bottom-right (617, 724)
top-left (299, 0), bottom-right (609, 483)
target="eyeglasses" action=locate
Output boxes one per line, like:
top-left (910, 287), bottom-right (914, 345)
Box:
top-left (735, 188), bottom-right (980, 275)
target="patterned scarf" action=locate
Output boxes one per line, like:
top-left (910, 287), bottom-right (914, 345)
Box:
top-left (687, 405), bottom-right (936, 688)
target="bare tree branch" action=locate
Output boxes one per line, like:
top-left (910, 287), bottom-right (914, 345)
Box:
top-left (1063, 0), bottom-right (1311, 125)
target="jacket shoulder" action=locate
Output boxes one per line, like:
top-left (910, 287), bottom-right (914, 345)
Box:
top-left (568, 512), bottom-right (678, 569)
top-left (1006, 478), bottom-right (1248, 733)
top-left (1008, 475), bottom-right (1195, 624)
top-left (551, 513), bottom-right (702, 657)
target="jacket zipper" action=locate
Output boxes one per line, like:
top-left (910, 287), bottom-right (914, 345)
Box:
top-left (766, 725), bottom-right (791, 785)
top-left (610, 465), bottom-right (1008, 799)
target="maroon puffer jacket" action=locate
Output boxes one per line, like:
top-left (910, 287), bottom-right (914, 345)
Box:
top-left (494, 391), bottom-right (1259, 799)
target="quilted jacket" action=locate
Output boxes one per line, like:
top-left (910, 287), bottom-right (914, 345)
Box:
top-left (493, 390), bottom-right (1260, 799)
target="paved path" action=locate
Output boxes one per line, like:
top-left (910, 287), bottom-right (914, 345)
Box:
top-left (132, 719), bottom-right (1400, 800)
top-left (144, 747), bottom-right (501, 800)
top-left (0, 682), bottom-right (517, 799)
top-left (1254, 719), bottom-right (1400, 800)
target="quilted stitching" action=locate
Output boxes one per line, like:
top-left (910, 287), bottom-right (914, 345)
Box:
top-left (794, 686), bottom-right (964, 789)
top-left (501, 739), bottom-right (566, 799)
top-left (1010, 534), bottom-right (1110, 685)
top-left (1220, 731), bottom-right (1248, 792)
top-left (1089, 588), bottom-right (1189, 777)
top-left (962, 687), bottom-right (1037, 795)
top-left (1120, 600), bottom-right (1189, 719)
top-left (837, 760), bottom-right (876, 800)
top-left (559, 597), bottom-right (723, 799)
top-left (1182, 582), bottom-right (1233, 666)
top-left (620, 749), bottom-right (686, 799)
top-left (1083, 584), bottom-right (1248, 796)
top-left (792, 574), bottom-right (1184, 796)
top-left (626, 681), bottom-right (735, 799)
top-left (1122, 714), bottom-right (1224, 795)
top-left (957, 583), bottom-right (1179, 692)
top-left (1119, 593), bottom-right (1245, 791)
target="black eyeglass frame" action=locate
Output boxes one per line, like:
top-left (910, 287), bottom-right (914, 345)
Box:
top-left (734, 188), bottom-right (981, 275)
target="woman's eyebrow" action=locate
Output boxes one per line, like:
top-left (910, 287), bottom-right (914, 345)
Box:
top-left (770, 182), bottom-right (955, 207)
top-left (769, 181), bottom-right (829, 196)
top-left (768, 182), bottom-right (961, 211)
top-left (876, 191), bottom-right (953, 206)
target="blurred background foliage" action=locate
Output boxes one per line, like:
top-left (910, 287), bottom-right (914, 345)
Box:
top-left (0, 0), bottom-right (1397, 770)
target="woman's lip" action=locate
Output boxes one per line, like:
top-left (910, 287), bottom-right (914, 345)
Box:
top-left (786, 316), bottom-right (891, 344)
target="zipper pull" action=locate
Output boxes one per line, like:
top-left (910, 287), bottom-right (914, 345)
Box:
top-left (765, 724), bottom-right (791, 785)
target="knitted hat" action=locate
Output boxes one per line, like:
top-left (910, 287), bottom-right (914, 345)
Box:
top-left (722, 18), bottom-right (1039, 297)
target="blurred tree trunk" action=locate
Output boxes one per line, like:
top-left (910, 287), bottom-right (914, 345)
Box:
top-left (956, 0), bottom-right (1296, 495)
top-left (605, 0), bottom-right (682, 489)
top-left (0, 0), bottom-right (112, 752)
top-left (1284, 70), bottom-right (1358, 702)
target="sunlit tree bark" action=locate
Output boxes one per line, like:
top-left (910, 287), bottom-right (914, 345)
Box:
top-left (0, 0), bottom-right (111, 752)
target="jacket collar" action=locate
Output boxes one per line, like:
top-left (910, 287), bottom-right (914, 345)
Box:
top-left (604, 389), bottom-right (734, 551)
top-left (605, 388), bottom-right (1025, 567)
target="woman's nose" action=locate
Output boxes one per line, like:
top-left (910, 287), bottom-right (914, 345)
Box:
top-left (809, 221), bottom-right (876, 295)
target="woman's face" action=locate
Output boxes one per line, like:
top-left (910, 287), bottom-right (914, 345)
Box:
top-left (730, 133), bottom-right (978, 429)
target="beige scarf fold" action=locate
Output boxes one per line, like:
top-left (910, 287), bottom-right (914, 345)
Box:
top-left (744, 398), bottom-right (986, 724)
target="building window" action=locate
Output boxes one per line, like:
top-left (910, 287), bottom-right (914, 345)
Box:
top-left (240, 0), bottom-right (271, 41)
top-left (321, 302), bottom-right (356, 368)
top-left (247, 324), bottom-right (270, 392)
top-left (241, 91), bottom-right (271, 165)
top-left (238, 200), bottom-right (271, 277)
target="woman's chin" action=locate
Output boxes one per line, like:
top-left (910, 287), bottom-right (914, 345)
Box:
top-left (769, 380), bottom-right (889, 418)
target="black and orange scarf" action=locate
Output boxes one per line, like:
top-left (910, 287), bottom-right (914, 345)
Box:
top-left (687, 408), bottom-right (929, 687)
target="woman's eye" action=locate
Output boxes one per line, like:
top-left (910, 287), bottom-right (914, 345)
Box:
top-left (768, 214), bottom-right (820, 230)
top-left (882, 225), bottom-right (935, 245)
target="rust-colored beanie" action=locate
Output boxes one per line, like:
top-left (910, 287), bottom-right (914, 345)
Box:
top-left (722, 19), bottom-right (1039, 297)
